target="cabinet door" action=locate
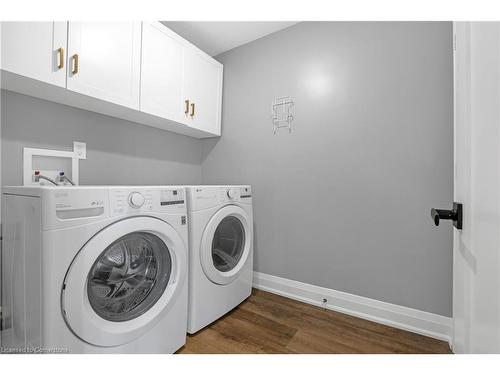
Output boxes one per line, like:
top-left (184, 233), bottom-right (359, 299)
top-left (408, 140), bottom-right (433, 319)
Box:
top-left (1, 22), bottom-right (67, 87)
top-left (183, 47), bottom-right (223, 135)
top-left (140, 22), bottom-right (184, 122)
top-left (66, 22), bottom-right (141, 109)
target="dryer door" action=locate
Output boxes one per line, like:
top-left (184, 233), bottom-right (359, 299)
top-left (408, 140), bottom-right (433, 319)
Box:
top-left (200, 205), bottom-right (252, 285)
top-left (62, 216), bottom-right (187, 347)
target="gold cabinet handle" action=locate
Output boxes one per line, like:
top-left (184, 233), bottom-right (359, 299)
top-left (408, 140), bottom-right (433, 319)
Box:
top-left (57, 47), bottom-right (64, 70)
top-left (184, 99), bottom-right (190, 114)
top-left (71, 54), bottom-right (79, 75)
top-left (190, 102), bottom-right (195, 117)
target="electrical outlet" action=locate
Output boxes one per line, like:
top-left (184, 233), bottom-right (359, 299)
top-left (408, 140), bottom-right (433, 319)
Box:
top-left (73, 141), bottom-right (86, 159)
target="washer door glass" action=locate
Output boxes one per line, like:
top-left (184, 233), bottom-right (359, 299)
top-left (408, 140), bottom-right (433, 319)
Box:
top-left (211, 216), bottom-right (245, 272)
top-left (87, 231), bottom-right (172, 322)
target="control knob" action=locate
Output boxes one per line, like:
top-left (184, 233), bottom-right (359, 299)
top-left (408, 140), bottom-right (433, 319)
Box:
top-left (226, 188), bottom-right (238, 199)
top-left (128, 192), bottom-right (145, 208)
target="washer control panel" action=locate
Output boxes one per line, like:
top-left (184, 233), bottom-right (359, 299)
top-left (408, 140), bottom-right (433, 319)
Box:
top-left (110, 188), bottom-right (185, 216)
top-left (160, 189), bottom-right (185, 206)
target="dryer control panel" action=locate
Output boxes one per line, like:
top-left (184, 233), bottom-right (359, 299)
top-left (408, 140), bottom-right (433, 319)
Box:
top-left (187, 185), bottom-right (252, 211)
top-left (220, 186), bottom-right (252, 202)
top-left (110, 187), bottom-right (185, 216)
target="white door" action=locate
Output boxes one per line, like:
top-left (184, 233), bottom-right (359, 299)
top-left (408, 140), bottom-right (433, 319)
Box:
top-left (66, 22), bottom-right (141, 109)
top-left (452, 22), bottom-right (500, 353)
top-left (0, 22), bottom-right (67, 87)
top-left (200, 206), bottom-right (252, 285)
top-left (183, 46), bottom-right (223, 135)
top-left (140, 22), bottom-right (185, 122)
top-left (62, 217), bottom-right (186, 347)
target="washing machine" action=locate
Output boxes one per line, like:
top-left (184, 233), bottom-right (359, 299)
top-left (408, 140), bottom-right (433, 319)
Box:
top-left (186, 185), bottom-right (253, 334)
top-left (1, 185), bottom-right (188, 353)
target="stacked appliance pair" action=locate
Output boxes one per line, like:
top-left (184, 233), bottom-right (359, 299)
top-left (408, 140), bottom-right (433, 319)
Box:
top-left (0, 185), bottom-right (253, 353)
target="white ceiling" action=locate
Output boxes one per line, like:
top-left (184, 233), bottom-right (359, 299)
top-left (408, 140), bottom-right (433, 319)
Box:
top-left (161, 21), bottom-right (299, 56)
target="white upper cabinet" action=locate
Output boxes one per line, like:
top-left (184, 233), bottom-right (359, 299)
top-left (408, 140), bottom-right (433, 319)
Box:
top-left (141, 23), bottom-right (223, 135)
top-left (140, 22), bottom-right (184, 122)
top-left (182, 46), bottom-right (223, 135)
top-left (1, 22), bottom-right (223, 138)
top-left (66, 22), bottom-right (142, 109)
top-left (1, 22), bottom-right (67, 87)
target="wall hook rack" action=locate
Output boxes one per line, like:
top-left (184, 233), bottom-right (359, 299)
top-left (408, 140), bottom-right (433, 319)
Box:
top-left (272, 96), bottom-right (294, 134)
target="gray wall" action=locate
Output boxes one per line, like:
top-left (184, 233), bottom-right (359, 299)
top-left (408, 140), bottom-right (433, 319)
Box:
top-left (202, 22), bottom-right (454, 316)
top-left (1, 90), bottom-right (203, 186)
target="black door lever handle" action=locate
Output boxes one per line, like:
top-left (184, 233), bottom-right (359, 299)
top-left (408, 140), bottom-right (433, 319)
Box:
top-left (430, 202), bottom-right (463, 229)
top-left (431, 208), bottom-right (454, 225)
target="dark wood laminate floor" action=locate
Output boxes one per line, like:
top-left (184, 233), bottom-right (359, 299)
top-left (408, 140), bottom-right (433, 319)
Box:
top-left (177, 289), bottom-right (452, 354)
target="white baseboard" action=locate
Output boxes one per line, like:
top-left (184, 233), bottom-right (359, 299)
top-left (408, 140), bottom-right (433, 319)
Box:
top-left (253, 271), bottom-right (452, 343)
